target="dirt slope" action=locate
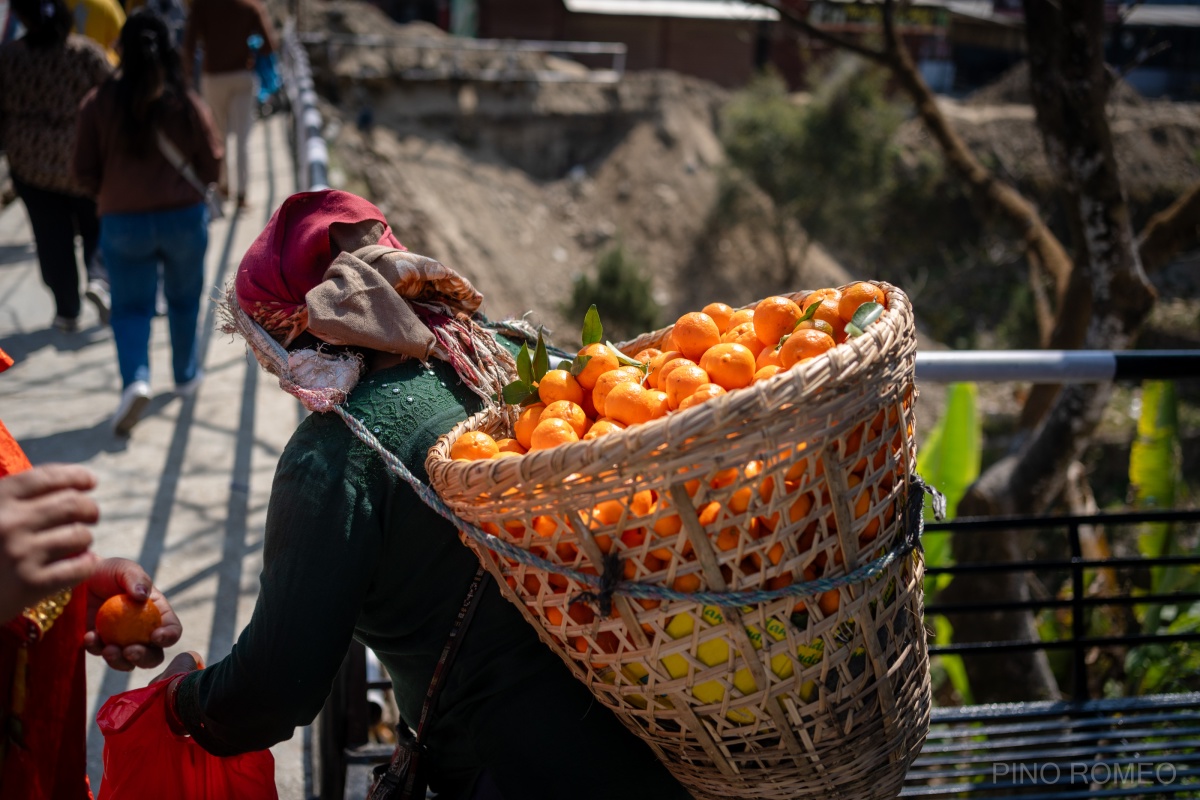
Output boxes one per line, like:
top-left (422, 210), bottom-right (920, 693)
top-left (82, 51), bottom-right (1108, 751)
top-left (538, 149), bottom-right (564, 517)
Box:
top-left (327, 69), bottom-right (852, 338)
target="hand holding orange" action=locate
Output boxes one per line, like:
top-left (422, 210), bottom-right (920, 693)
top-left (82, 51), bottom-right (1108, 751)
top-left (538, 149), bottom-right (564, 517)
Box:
top-left (95, 593), bottom-right (163, 647)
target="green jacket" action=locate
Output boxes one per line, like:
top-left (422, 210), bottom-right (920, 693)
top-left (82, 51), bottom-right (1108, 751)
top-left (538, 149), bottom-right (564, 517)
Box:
top-left (175, 354), bottom-right (690, 799)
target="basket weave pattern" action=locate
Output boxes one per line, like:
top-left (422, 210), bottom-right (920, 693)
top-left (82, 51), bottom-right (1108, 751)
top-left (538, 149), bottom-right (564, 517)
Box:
top-left (426, 285), bottom-right (930, 799)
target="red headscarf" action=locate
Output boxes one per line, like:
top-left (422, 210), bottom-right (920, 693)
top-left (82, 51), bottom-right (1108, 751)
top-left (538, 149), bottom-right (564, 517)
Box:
top-left (235, 190), bottom-right (405, 346)
top-left (228, 189), bottom-right (515, 411)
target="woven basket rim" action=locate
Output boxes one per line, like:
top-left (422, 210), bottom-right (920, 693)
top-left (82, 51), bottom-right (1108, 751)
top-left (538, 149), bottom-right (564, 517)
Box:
top-left (427, 282), bottom-right (912, 490)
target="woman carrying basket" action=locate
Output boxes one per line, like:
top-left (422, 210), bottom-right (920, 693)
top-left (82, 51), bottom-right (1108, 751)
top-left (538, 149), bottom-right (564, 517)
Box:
top-left (152, 189), bottom-right (691, 800)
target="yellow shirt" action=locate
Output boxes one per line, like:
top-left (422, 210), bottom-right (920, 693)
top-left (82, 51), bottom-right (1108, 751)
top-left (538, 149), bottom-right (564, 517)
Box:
top-left (65, 0), bottom-right (124, 64)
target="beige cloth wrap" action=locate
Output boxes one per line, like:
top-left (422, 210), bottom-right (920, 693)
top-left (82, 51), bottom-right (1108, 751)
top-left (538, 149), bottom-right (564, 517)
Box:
top-left (304, 233), bottom-right (485, 360)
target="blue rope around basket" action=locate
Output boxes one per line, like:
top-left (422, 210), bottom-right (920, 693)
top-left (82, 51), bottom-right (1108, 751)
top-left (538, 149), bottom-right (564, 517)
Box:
top-left (335, 405), bottom-right (945, 609)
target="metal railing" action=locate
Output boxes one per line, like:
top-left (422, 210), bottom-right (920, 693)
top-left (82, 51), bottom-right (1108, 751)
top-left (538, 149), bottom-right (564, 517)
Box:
top-left (924, 508), bottom-right (1200, 703)
top-left (297, 30), bottom-right (627, 83)
top-left (915, 349), bottom-right (1200, 383)
top-left (280, 21), bottom-right (329, 192)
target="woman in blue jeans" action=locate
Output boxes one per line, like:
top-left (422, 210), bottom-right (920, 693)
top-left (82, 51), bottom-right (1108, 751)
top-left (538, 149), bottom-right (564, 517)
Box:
top-left (73, 10), bottom-right (223, 435)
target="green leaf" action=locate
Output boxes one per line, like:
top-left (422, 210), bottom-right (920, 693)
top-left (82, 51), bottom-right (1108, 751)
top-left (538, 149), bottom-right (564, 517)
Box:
top-left (570, 355), bottom-right (592, 377)
top-left (796, 300), bottom-right (820, 326)
top-left (606, 341), bottom-right (649, 375)
top-left (557, 359), bottom-right (573, 371)
top-left (582, 305), bottom-right (603, 346)
top-left (532, 331), bottom-right (550, 381)
top-left (520, 392), bottom-right (544, 407)
top-left (1129, 380), bottom-right (1182, 632)
top-left (916, 382), bottom-right (981, 522)
top-left (516, 344), bottom-right (532, 384)
top-left (846, 302), bottom-right (883, 338)
top-left (501, 380), bottom-right (532, 405)
top-left (933, 617), bottom-right (974, 704)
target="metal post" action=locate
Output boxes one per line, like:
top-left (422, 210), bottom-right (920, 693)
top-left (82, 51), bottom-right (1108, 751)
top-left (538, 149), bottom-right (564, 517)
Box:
top-left (1068, 521), bottom-right (1088, 703)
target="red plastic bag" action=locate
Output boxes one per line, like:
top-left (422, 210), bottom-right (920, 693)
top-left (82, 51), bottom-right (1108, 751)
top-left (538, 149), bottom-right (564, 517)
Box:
top-left (96, 680), bottom-right (278, 799)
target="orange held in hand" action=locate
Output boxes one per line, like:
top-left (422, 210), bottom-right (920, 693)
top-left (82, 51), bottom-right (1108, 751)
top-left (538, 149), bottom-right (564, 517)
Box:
top-left (95, 594), bottom-right (162, 647)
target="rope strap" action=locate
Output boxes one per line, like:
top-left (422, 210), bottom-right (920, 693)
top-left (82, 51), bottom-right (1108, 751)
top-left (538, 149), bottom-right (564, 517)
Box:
top-left (335, 405), bottom-right (945, 610)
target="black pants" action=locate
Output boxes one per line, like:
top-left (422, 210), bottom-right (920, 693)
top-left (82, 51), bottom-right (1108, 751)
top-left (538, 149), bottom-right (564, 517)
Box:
top-left (12, 175), bottom-right (107, 321)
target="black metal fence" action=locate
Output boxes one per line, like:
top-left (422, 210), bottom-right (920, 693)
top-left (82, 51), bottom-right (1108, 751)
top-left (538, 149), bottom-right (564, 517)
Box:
top-left (923, 508), bottom-right (1200, 703)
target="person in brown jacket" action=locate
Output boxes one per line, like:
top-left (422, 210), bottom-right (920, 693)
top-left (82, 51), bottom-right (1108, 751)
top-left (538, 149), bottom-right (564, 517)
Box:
top-left (74, 10), bottom-right (224, 436)
top-left (182, 0), bottom-right (275, 210)
top-left (0, 0), bottom-right (112, 332)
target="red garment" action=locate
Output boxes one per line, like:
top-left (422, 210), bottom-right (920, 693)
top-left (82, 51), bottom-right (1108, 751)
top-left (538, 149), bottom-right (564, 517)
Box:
top-left (234, 189), bottom-right (403, 345)
top-left (0, 346), bottom-right (92, 800)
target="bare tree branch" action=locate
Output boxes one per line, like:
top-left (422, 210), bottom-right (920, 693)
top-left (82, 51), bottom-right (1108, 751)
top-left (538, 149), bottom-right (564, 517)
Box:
top-left (1116, 40), bottom-right (1170, 79)
top-left (1138, 178), bottom-right (1200, 272)
top-left (749, 0), bottom-right (892, 64)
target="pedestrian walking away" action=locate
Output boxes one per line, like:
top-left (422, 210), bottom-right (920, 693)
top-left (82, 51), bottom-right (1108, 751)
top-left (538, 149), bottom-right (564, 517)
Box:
top-left (182, 0), bottom-right (275, 210)
top-left (73, 9), bottom-right (224, 436)
top-left (0, 0), bottom-right (112, 332)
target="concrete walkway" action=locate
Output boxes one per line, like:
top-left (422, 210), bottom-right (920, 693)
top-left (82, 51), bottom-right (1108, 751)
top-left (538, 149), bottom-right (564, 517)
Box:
top-left (0, 113), bottom-right (313, 798)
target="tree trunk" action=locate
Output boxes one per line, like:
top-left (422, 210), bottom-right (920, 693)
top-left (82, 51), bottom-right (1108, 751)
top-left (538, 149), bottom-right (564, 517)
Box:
top-left (946, 0), bottom-right (1157, 703)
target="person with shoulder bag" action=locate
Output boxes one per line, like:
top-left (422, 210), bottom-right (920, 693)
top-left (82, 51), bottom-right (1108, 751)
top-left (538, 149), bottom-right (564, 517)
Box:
top-left (73, 9), bottom-right (224, 436)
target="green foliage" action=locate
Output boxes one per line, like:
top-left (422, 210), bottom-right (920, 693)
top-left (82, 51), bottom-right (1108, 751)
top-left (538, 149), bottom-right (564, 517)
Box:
top-left (916, 383), bottom-right (982, 705)
top-left (1125, 605), bottom-right (1200, 694)
top-left (720, 61), bottom-right (903, 258)
top-left (918, 383), bottom-right (983, 523)
top-left (564, 244), bottom-right (660, 343)
top-left (501, 331), bottom-right (552, 406)
top-left (1130, 381), bottom-right (1180, 513)
top-left (1129, 381), bottom-right (1188, 635)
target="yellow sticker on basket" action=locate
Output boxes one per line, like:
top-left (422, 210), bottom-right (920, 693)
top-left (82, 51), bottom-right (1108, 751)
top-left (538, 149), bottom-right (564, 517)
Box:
top-left (696, 638), bottom-right (729, 668)
top-left (623, 662), bottom-right (650, 685)
top-left (796, 638), bottom-right (825, 668)
top-left (764, 618), bottom-right (788, 642)
top-left (732, 667), bottom-right (757, 695)
top-left (661, 653), bottom-right (689, 681)
top-left (771, 652), bottom-right (794, 680)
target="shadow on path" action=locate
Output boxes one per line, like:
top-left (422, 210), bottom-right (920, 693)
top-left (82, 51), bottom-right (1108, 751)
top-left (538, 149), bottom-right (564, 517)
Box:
top-left (0, 242), bottom-right (34, 266)
top-left (0, 325), bottom-right (108, 365)
top-left (17, 394), bottom-right (179, 463)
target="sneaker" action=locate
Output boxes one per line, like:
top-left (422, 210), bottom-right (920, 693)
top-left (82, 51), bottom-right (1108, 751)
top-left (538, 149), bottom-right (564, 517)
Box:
top-left (174, 369), bottom-right (205, 398)
top-left (85, 281), bottom-right (111, 326)
top-left (52, 315), bottom-right (79, 332)
top-left (111, 381), bottom-right (151, 436)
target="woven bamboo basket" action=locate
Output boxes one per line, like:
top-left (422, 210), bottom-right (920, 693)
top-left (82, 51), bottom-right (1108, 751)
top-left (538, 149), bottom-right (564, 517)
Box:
top-left (426, 283), bottom-right (930, 799)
